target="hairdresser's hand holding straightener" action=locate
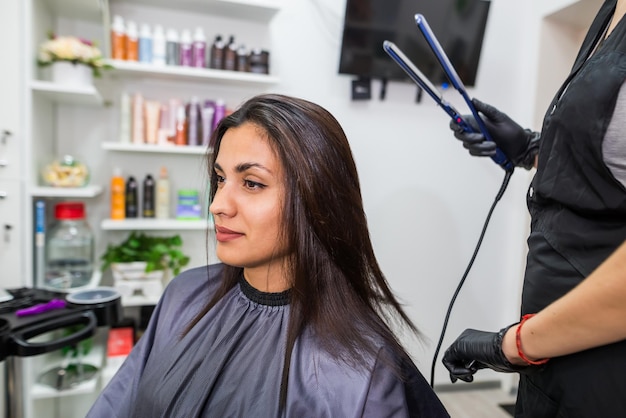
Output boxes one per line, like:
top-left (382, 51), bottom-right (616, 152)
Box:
top-left (449, 99), bottom-right (540, 170)
top-left (443, 99), bottom-right (626, 384)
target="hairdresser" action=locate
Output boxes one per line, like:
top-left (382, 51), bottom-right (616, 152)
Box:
top-left (441, 0), bottom-right (626, 416)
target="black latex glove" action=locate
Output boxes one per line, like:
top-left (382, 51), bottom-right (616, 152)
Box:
top-left (449, 98), bottom-right (540, 169)
top-left (442, 326), bottom-right (528, 383)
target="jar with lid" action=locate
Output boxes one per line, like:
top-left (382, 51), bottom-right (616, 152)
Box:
top-left (45, 202), bottom-right (95, 290)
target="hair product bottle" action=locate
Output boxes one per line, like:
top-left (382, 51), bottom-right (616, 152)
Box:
top-left (175, 105), bottom-right (187, 145)
top-left (187, 96), bottom-right (201, 146)
top-left (212, 99), bottom-right (226, 134)
top-left (119, 92), bottom-right (131, 143)
top-left (179, 29), bottom-right (193, 67)
top-left (156, 166), bottom-right (170, 219)
top-left (110, 167), bottom-right (125, 220)
top-left (144, 100), bottom-right (161, 144)
top-left (249, 49), bottom-right (270, 74)
top-left (111, 15), bottom-right (126, 60)
top-left (152, 24), bottom-right (166, 66)
top-left (166, 28), bottom-right (180, 66)
top-left (236, 44), bottom-right (248, 72)
top-left (223, 35), bottom-right (237, 71)
top-left (209, 35), bottom-right (225, 69)
top-left (192, 27), bottom-right (206, 68)
top-left (201, 101), bottom-right (215, 146)
top-left (157, 102), bottom-right (171, 145)
top-left (125, 176), bottom-right (138, 218)
top-left (139, 23), bottom-right (152, 63)
top-left (131, 93), bottom-right (144, 144)
top-left (142, 174), bottom-right (155, 218)
top-left (125, 20), bottom-right (139, 61)
top-left (168, 98), bottom-right (182, 143)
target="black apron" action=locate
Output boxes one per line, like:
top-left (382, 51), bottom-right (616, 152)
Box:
top-left (517, 0), bottom-right (626, 416)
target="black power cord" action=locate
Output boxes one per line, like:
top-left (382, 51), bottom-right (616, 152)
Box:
top-left (429, 168), bottom-right (514, 388)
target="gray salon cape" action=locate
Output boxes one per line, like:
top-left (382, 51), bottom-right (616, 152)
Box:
top-left (87, 264), bottom-right (449, 418)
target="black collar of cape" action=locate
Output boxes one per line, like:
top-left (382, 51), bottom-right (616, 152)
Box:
top-left (238, 274), bottom-right (291, 306)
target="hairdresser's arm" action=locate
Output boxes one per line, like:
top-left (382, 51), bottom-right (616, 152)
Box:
top-left (502, 240), bottom-right (626, 365)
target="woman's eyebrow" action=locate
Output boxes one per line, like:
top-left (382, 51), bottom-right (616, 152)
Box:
top-left (235, 162), bottom-right (273, 174)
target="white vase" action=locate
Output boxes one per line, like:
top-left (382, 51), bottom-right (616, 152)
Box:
top-left (51, 61), bottom-right (93, 86)
top-left (111, 262), bottom-right (166, 299)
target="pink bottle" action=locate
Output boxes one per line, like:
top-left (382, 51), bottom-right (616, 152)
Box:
top-left (179, 29), bottom-right (193, 67)
top-left (192, 27), bottom-right (206, 68)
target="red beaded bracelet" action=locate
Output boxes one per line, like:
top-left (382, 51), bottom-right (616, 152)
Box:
top-left (516, 314), bottom-right (550, 366)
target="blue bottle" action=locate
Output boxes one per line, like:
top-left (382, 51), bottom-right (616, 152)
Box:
top-left (139, 24), bottom-right (153, 63)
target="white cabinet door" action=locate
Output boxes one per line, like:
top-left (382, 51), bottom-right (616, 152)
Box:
top-left (0, 0), bottom-right (22, 181)
top-left (0, 0), bottom-right (23, 290)
top-left (0, 180), bottom-right (23, 288)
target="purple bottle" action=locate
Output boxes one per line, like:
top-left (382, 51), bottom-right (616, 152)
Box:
top-left (202, 100), bottom-right (215, 146)
top-left (212, 99), bottom-right (226, 134)
top-left (192, 27), bottom-right (206, 68)
top-left (179, 29), bottom-right (193, 67)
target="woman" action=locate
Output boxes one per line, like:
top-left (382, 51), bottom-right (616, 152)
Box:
top-left (88, 94), bottom-right (449, 417)
top-left (442, 0), bottom-right (626, 416)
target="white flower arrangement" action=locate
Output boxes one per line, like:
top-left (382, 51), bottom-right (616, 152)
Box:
top-left (37, 32), bottom-right (110, 77)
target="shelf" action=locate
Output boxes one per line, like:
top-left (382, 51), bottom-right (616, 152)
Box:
top-left (31, 343), bottom-right (105, 400)
top-left (120, 294), bottom-right (161, 307)
top-left (101, 218), bottom-right (212, 231)
top-left (110, 0), bottom-right (282, 22)
top-left (31, 80), bottom-right (103, 106)
top-left (30, 185), bottom-right (104, 198)
top-left (105, 60), bottom-right (279, 85)
top-left (102, 142), bottom-right (209, 155)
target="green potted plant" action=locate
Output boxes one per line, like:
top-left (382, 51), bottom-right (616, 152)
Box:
top-left (100, 232), bottom-right (191, 282)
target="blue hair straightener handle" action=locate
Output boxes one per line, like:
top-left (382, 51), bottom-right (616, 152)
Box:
top-left (383, 15), bottom-right (513, 172)
top-left (382, 41), bottom-right (476, 134)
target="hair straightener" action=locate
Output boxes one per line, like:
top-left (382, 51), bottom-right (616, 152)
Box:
top-left (383, 14), bottom-right (513, 172)
top-left (384, 14), bottom-right (517, 387)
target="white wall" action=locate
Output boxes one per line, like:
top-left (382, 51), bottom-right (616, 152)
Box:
top-left (268, 0), bottom-right (539, 386)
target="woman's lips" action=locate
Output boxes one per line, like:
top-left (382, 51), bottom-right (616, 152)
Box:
top-left (215, 225), bottom-right (244, 242)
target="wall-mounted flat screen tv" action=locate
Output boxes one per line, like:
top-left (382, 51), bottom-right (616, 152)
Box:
top-left (338, 0), bottom-right (491, 87)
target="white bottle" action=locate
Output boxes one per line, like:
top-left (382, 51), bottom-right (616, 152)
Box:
top-left (152, 24), bottom-right (166, 66)
top-left (119, 92), bottom-right (131, 143)
top-left (131, 93), bottom-right (144, 144)
top-left (192, 27), bottom-right (206, 68)
top-left (179, 29), bottom-right (193, 67)
top-left (156, 166), bottom-right (170, 219)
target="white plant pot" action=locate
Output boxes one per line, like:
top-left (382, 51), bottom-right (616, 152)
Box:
top-left (111, 262), bottom-right (166, 299)
top-left (51, 61), bottom-right (93, 86)
top-left (111, 262), bottom-right (164, 281)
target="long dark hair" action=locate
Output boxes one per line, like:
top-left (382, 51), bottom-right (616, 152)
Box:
top-left (187, 94), bottom-right (419, 406)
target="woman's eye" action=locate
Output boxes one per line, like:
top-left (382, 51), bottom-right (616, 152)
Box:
top-left (244, 179), bottom-right (266, 190)
top-left (216, 175), bottom-right (225, 184)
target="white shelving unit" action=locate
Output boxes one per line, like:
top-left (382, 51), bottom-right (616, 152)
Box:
top-left (30, 343), bottom-right (105, 400)
top-left (101, 218), bottom-right (211, 231)
top-left (110, 0), bottom-right (282, 22)
top-left (30, 185), bottom-right (104, 198)
top-left (101, 142), bottom-right (208, 155)
top-left (30, 81), bottom-right (103, 106)
top-left (21, 0), bottom-right (280, 415)
top-left (105, 59), bottom-right (279, 85)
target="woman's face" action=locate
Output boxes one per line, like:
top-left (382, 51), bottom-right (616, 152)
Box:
top-left (210, 122), bottom-right (290, 290)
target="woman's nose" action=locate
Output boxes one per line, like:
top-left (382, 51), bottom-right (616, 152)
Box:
top-left (209, 186), bottom-right (232, 218)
